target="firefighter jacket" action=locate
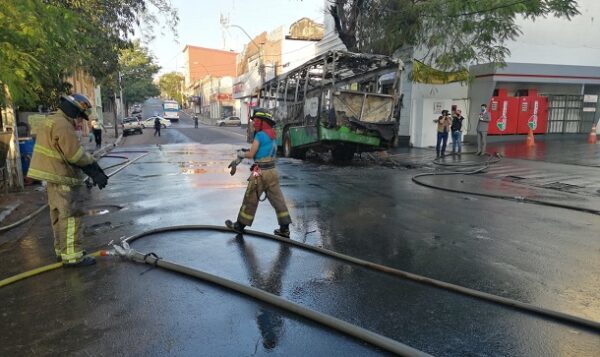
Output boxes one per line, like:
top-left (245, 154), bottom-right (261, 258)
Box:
top-left (28, 110), bottom-right (96, 186)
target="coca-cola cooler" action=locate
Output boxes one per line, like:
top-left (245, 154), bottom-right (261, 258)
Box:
top-left (489, 88), bottom-right (518, 135)
top-left (516, 89), bottom-right (549, 134)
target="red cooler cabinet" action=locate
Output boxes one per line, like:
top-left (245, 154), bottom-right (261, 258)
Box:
top-left (489, 92), bottom-right (519, 135)
top-left (516, 90), bottom-right (548, 134)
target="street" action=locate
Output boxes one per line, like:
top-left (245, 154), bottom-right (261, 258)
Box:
top-left (1, 100), bottom-right (599, 356)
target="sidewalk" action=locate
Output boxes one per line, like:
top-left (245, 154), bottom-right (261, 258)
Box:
top-left (404, 138), bottom-right (600, 214)
top-left (83, 125), bottom-right (123, 157)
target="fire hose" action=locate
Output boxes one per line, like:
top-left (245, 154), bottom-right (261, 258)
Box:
top-left (412, 152), bottom-right (600, 216)
top-left (2, 224), bottom-right (598, 354)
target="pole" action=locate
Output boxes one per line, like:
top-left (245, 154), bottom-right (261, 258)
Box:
top-left (113, 92), bottom-right (119, 138)
top-left (119, 73), bottom-right (125, 121)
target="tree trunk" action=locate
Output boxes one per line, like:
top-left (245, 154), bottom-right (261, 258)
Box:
top-left (2, 84), bottom-right (24, 191)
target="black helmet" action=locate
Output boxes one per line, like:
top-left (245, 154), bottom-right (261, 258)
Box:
top-left (59, 93), bottom-right (93, 120)
top-left (251, 108), bottom-right (276, 126)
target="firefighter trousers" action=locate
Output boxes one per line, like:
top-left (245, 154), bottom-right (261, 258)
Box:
top-left (47, 182), bottom-right (85, 263)
top-left (237, 169), bottom-right (292, 227)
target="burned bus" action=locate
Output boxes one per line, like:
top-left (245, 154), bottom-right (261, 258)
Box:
top-left (251, 51), bottom-right (403, 161)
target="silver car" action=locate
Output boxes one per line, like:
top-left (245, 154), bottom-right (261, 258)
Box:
top-left (217, 116), bottom-right (241, 127)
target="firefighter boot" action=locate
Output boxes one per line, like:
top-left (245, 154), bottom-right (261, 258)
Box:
top-left (63, 255), bottom-right (96, 267)
top-left (274, 225), bottom-right (290, 238)
top-left (225, 220), bottom-right (246, 234)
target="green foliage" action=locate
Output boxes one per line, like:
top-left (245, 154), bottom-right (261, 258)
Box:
top-left (120, 42), bottom-right (161, 108)
top-left (329, 0), bottom-right (580, 71)
top-left (0, 0), bottom-right (178, 109)
top-left (158, 72), bottom-right (184, 106)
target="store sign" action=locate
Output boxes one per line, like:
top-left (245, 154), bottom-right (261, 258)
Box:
top-left (213, 93), bottom-right (232, 101)
top-left (583, 95), bottom-right (598, 103)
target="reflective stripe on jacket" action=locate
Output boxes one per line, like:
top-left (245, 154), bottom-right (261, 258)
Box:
top-left (28, 110), bottom-right (95, 186)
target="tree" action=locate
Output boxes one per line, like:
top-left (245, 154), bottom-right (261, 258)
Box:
top-left (120, 42), bottom-right (161, 110)
top-left (328, 0), bottom-right (579, 70)
top-left (158, 72), bottom-right (184, 106)
top-left (0, 0), bottom-right (178, 109)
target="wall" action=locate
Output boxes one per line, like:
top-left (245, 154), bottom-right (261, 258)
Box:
top-left (505, 0), bottom-right (600, 67)
top-left (183, 46), bottom-right (238, 89)
top-left (315, 0), bottom-right (346, 56)
top-left (281, 39), bottom-right (317, 74)
top-left (408, 78), bottom-right (470, 148)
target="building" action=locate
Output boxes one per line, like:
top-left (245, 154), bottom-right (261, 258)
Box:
top-left (182, 45), bottom-right (238, 116)
top-left (67, 69), bottom-right (103, 124)
top-left (192, 75), bottom-right (235, 119)
top-left (315, 1), bottom-right (346, 56)
top-left (397, 0), bottom-right (600, 147)
top-left (233, 18), bottom-right (324, 125)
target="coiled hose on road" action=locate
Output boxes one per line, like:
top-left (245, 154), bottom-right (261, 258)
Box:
top-left (412, 152), bottom-right (600, 215)
top-left (0, 152), bottom-right (148, 234)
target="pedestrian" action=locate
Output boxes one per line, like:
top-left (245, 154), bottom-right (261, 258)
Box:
top-left (154, 116), bottom-right (161, 137)
top-left (27, 94), bottom-right (108, 267)
top-left (451, 109), bottom-right (465, 154)
top-left (476, 104), bottom-right (491, 155)
top-left (225, 108), bottom-right (292, 238)
top-left (90, 116), bottom-right (104, 149)
top-left (435, 109), bottom-right (452, 158)
top-left (194, 115), bottom-right (199, 128)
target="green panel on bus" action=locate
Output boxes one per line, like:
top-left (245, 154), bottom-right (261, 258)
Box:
top-left (319, 126), bottom-right (381, 146)
top-left (289, 126), bottom-right (319, 147)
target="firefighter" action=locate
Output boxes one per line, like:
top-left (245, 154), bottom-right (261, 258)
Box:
top-left (28, 94), bottom-right (108, 267)
top-left (226, 108), bottom-right (292, 238)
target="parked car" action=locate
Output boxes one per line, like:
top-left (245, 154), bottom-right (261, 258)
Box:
top-left (122, 117), bottom-right (143, 136)
top-left (217, 116), bottom-right (241, 127)
top-left (141, 116), bottom-right (171, 129)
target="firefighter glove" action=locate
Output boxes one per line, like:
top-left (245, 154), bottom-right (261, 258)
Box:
top-left (236, 150), bottom-right (247, 160)
top-left (82, 162), bottom-right (109, 189)
top-left (228, 156), bottom-right (243, 176)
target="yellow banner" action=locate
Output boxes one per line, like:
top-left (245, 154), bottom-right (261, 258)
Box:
top-left (411, 60), bottom-right (470, 84)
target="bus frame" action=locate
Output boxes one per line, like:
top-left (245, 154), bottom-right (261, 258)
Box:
top-left (249, 50), bottom-right (403, 160)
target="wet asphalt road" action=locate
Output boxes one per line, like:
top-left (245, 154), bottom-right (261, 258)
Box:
top-left (1, 101), bottom-right (599, 356)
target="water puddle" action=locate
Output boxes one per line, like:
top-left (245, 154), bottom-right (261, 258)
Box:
top-left (84, 221), bottom-right (126, 235)
top-left (85, 205), bottom-right (123, 216)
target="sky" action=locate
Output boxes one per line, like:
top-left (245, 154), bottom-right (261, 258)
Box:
top-left (144, 0), bottom-right (326, 75)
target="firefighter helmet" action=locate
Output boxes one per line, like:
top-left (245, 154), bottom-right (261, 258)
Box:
top-left (60, 93), bottom-right (93, 120)
top-left (251, 108), bottom-right (276, 126)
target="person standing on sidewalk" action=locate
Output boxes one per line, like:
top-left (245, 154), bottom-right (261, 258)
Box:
top-left (451, 109), bottom-right (465, 154)
top-left (194, 115), bottom-right (199, 128)
top-left (153, 116), bottom-right (161, 137)
top-left (476, 104), bottom-right (491, 155)
top-left (27, 94), bottom-right (108, 267)
top-left (226, 108), bottom-right (292, 238)
top-left (435, 110), bottom-right (452, 158)
top-left (90, 116), bottom-right (104, 149)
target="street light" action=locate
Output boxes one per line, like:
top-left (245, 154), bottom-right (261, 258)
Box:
top-left (227, 24), bottom-right (265, 85)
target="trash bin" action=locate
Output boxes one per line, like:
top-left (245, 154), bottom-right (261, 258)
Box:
top-left (18, 137), bottom-right (36, 177)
